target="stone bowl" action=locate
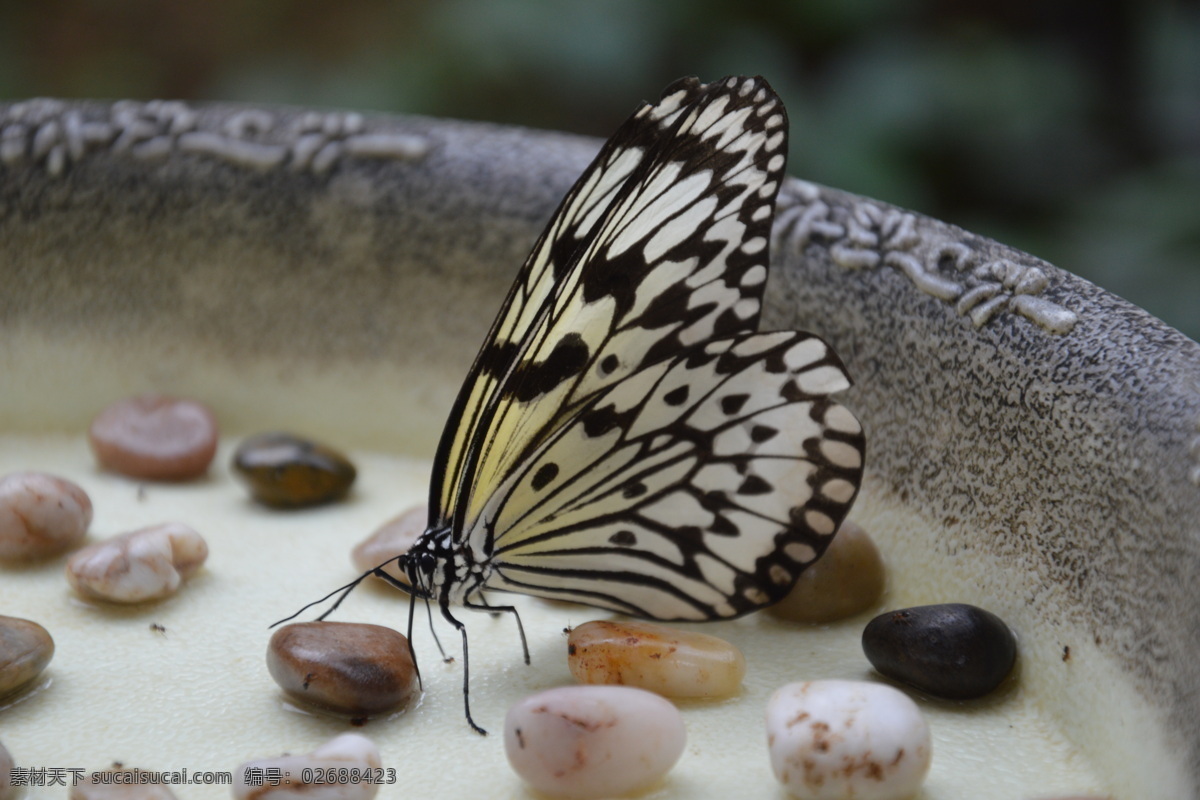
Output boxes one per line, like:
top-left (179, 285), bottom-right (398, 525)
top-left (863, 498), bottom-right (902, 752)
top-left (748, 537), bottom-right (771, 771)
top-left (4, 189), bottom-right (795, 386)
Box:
top-left (1, 98), bottom-right (1197, 799)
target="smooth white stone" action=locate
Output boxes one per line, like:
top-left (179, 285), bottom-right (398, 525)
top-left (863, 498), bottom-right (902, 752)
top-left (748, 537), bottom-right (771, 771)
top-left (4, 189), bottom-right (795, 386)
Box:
top-left (0, 471), bottom-right (92, 560)
top-left (232, 733), bottom-right (382, 800)
top-left (505, 685), bottom-right (686, 799)
top-left (766, 680), bottom-right (931, 800)
top-left (65, 522), bottom-right (207, 603)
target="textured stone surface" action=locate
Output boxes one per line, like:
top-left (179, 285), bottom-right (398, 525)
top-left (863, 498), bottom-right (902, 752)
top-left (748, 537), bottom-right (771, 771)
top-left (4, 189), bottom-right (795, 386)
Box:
top-left (0, 98), bottom-right (1196, 796)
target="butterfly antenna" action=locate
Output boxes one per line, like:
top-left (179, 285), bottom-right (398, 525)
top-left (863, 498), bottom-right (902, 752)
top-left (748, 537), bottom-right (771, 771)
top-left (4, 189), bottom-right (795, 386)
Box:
top-left (270, 555), bottom-right (410, 628)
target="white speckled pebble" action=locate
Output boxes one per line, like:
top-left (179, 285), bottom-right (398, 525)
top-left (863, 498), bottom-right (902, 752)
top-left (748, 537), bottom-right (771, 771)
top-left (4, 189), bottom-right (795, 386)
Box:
top-left (65, 522), bottom-right (207, 603)
top-left (567, 619), bottom-right (745, 698)
top-left (504, 685), bottom-right (686, 799)
top-left (766, 680), bottom-right (931, 800)
top-left (0, 471), bottom-right (92, 561)
top-left (232, 733), bottom-right (382, 800)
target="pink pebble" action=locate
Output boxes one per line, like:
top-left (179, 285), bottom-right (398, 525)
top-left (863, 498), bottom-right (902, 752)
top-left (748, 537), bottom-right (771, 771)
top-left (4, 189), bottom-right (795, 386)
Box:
top-left (0, 472), bottom-right (92, 561)
top-left (351, 505), bottom-right (427, 584)
top-left (89, 394), bottom-right (218, 481)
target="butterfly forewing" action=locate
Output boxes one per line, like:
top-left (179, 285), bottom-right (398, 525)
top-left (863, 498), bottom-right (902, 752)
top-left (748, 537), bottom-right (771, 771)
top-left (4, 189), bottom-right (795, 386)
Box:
top-left (451, 77), bottom-right (791, 536)
top-left (479, 331), bottom-right (864, 620)
top-left (428, 78), bottom-right (724, 526)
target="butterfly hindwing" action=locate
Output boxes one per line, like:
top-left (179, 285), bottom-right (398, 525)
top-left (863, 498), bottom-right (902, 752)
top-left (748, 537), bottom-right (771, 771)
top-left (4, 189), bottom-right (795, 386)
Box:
top-left (479, 330), bottom-right (864, 620)
top-left (450, 77), bottom-right (790, 538)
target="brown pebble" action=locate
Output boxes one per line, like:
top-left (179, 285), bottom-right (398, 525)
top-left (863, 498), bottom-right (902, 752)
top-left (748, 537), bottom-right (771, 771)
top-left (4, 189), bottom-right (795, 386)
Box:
top-left (267, 621), bottom-right (418, 717)
top-left (70, 769), bottom-right (178, 800)
top-left (89, 394), bottom-right (219, 481)
top-left (767, 520), bottom-right (884, 623)
top-left (0, 472), bottom-right (92, 561)
top-left (351, 505), bottom-right (427, 584)
top-left (0, 615), bottom-right (54, 698)
top-left (232, 433), bottom-right (356, 508)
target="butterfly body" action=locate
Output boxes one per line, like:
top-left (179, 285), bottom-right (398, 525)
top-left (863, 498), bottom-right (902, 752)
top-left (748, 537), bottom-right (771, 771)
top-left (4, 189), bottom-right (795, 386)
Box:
top-left (288, 75), bottom-right (865, 735)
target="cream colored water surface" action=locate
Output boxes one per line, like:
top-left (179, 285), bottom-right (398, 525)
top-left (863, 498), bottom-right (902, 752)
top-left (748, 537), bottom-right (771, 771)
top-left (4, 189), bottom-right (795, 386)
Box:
top-left (0, 434), bottom-right (1108, 799)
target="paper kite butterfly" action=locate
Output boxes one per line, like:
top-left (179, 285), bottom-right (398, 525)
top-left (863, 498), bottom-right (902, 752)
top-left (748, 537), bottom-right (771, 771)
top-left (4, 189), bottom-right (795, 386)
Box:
top-left (284, 75), bottom-right (865, 733)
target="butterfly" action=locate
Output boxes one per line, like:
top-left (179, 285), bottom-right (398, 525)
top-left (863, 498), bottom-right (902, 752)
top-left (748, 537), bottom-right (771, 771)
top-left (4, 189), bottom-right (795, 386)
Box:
top-left (283, 75), bottom-right (865, 734)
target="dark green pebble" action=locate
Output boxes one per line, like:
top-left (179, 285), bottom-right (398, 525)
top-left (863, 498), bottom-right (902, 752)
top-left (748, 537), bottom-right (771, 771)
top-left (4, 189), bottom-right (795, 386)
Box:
top-left (232, 432), bottom-right (356, 508)
top-left (862, 603), bottom-right (1017, 700)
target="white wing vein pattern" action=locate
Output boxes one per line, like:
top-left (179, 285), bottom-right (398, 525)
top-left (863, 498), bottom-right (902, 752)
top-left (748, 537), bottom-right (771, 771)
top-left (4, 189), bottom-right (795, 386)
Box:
top-left (430, 75), bottom-right (864, 622)
top-left (484, 330), bottom-right (864, 620)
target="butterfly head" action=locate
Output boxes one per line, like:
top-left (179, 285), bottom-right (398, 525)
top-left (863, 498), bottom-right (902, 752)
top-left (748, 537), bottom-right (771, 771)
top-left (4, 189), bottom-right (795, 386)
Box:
top-left (401, 525), bottom-right (489, 606)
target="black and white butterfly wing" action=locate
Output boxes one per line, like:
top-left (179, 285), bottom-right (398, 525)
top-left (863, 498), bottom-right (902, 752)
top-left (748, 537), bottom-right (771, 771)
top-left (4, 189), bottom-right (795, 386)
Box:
top-left (428, 76), bottom-right (735, 527)
top-left (436, 76), bottom-right (792, 545)
top-left (481, 330), bottom-right (864, 619)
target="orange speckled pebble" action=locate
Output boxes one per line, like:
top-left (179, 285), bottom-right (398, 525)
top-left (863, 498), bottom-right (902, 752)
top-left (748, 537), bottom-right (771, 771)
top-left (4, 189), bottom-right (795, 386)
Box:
top-left (567, 619), bottom-right (744, 698)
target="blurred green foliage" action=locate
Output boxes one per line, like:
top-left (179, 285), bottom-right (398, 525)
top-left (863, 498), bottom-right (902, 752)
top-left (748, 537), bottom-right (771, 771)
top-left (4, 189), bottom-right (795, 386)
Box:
top-left (0, 0), bottom-right (1195, 339)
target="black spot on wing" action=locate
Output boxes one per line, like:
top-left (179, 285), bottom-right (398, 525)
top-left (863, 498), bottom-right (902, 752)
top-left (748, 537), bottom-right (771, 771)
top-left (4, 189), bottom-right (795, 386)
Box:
top-left (479, 339), bottom-right (520, 379)
top-left (600, 354), bottom-right (620, 374)
top-left (622, 481), bottom-right (648, 499)
top-left (750, 425), bottom-right (778, 443)
top-left (609, 530), bottom-right (637, 546)
top-left (531, 463), bottom-right (559, 491)
top-left (663, 385), bottom-right (690, 406)
top-left (512, 333), bottom-right (590, 402)
top-left (737, 475), bottom-right (772, 495)
top-left (721, 394), bottom-right (750, 415)
top-left (580, 403), bottom-right (634, 438)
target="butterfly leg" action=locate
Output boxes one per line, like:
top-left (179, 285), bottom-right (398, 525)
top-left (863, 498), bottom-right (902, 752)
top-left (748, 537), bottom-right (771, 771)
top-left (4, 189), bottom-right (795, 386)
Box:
top-left (438, 599), bottom-right (486, 735)
top-left (465, 596), bottom-right (530, 666)
top-left (404, 588), bottom-right (423, 690)
top-left (424, 596), bottom-right (452, 662)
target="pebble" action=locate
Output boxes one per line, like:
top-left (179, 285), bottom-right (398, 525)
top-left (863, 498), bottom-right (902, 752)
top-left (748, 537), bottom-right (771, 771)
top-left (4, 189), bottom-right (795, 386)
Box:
top-left (70, 769), bottom-right (178, 800)
top-left (766, 680), bottom-right (931, 800)
top-left (65, 522), bottom-right (208, 604)
top-left (233, 733), bottom-right (382, 800)
top-left (350, 505), bottom-right (427, 584)
top-left (0, 471), bottom-right (92, 561)
top-left (862, 603), bottom-right (1017, 699)
top-left (767, 520), bottom-right (885, 623)
top-left (267, 621), bottom-right (418, 717)
top-left (232, 432), bottom-right (357, 508)
top-left (88, 394), bottom-right (219, 481)
top-left (505, 685), bottom-right (686, 800)
top-left (0, 615), bottom-right (54, 698)
top-left (0, 741), bottom-right (12, 800)
top-left (567, 619), bottom-right (745, 698)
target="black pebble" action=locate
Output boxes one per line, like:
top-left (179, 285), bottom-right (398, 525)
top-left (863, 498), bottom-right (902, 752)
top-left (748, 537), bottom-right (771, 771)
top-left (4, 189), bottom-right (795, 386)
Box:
top-left (232, 432), bottom-right (357, 509)
top-left (862, 603), bottom-right (1017, 700)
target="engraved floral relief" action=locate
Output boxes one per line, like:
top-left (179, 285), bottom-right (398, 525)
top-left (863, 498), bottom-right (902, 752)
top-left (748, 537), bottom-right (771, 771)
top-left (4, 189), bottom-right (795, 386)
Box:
top-left (774, 178), bottom-right (1079, 335)
top-left (0, 98), bottom-right (429, 177)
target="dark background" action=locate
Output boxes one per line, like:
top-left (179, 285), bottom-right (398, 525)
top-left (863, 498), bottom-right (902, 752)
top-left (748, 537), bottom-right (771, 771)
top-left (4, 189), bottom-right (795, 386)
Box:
top-left (2, 0), bottom-right (1195, 339)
